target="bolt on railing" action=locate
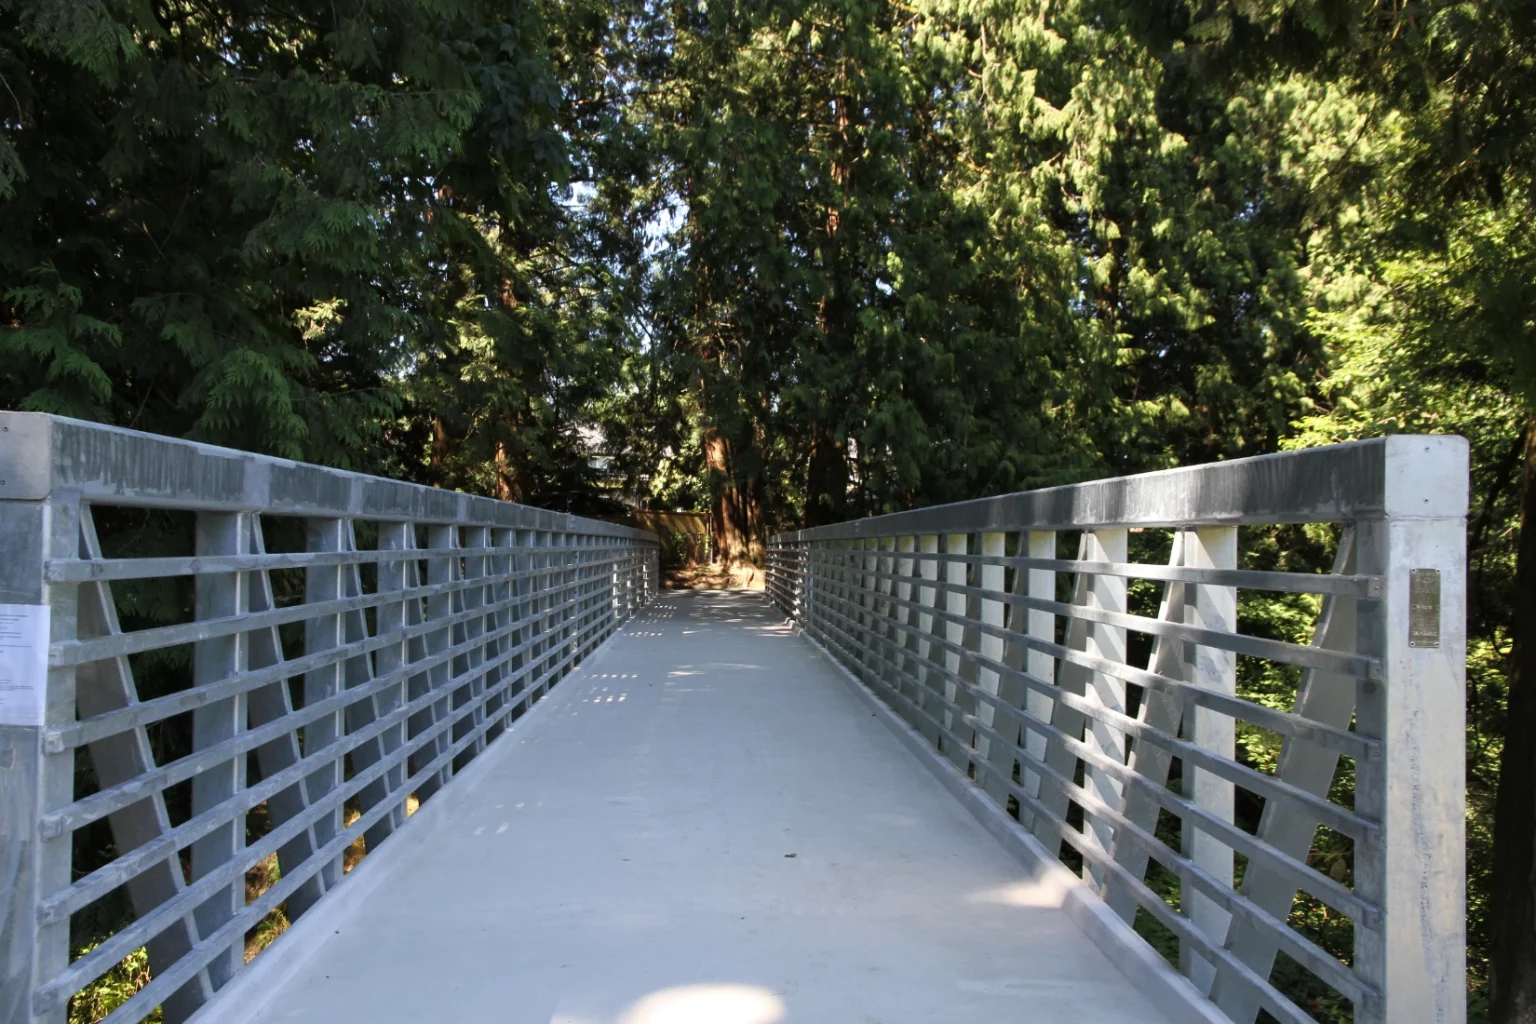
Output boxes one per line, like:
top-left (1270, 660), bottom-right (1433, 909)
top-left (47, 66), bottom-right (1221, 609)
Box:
top-left (767, 436), bottom-right (1468, 1024)
top-left (0, 413), bottom-right (658, 1024)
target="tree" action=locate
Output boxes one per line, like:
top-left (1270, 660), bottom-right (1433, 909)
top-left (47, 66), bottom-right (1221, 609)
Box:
top-left (0, 0), bottom-right (609, 500)
top-left (1142, 0), bottom-right (1536, 1014)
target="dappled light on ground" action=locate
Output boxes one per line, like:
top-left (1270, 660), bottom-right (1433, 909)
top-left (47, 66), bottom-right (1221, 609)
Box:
top-left (663, 563), bottom-right (765, 590)
top-left (966, 878), bottom-right (1070, 910)
top-left (615, 984), bottom-right (786, 1024)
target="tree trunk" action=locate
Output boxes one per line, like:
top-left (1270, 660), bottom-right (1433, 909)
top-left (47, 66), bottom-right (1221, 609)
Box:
top-left (704, 429), bottom-right (760, 566)
top-left (494, 441), bottom-right (521, 503)
top-left (806, 423), bottom-right (848, 527)
top-left (430, 415), bottom-right (451, 486)
top-left (1493, 417), bottom-right (1536, 1024)
top-left (804, 67), bottom-right (854, 532)
top-left (493, 413), bottom-right (526, 503)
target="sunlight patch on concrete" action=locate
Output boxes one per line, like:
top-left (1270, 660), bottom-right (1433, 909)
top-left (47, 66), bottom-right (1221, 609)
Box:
top-left (615, 984), bottom-right (785, 1024)
top-left (966, 878), bottom-right (1070, 909)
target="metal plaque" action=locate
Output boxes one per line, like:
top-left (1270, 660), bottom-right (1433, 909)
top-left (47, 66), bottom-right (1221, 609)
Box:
top-left (1409, 569), bottom-right (1441, 648)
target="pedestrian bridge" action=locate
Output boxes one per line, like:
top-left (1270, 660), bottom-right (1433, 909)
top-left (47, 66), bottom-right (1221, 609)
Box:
top-left (0, 414), bottom-right (1469, 1024)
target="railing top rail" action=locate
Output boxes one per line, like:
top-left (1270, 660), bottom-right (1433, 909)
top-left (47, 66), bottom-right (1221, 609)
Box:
top-left (772, 435), bottom-right (1468, 542)
top-left (0, 412), bottom-right (656, 540)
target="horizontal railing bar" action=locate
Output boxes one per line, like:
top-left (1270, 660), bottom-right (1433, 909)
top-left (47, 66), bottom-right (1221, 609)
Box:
top-left (807, 549), bottom-right (1381, 681)
top-left (887, 648), bottom-right (1372, 1005)
top-left (809, 585), bottom-right (1381, 848)
top-left (49, 573), bottom-right (573, 751)
top-left (47, 548), bottom-right (626, 752)
top-left (42, 588), bottom-right (591, 836)
top-left (50, 552), bottom-right (627, 667)
top-left (82, 608), bottom-right (616, 1024)
top-left (817, 569), bottom-right (1379, 838)
top-left (36, 601), bottom-right (620, 1015)
top-left (44, 543), bottom-right (639, 582)
top-left (3, 410), bottom-right (660, 1024)
top-left (808, 614), bottom-right (1355, 1024)
top-left (817, 552), bottom-right (1382, 761)
top-left (781, 546), bottom-right (1380, 597)
top-left (808, 609), bottom-right (1370, 1023)
top-left (40, 600), bottom-right (619, 925)
top-left (807, 590), bottom-right (1383, 910)
top-left (806, 563), bottom-right (1376, 761)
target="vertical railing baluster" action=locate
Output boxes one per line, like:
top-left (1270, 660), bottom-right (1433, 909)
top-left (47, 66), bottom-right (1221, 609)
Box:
top-left (819, 546), bottom-right (839, 641)
top-left (457, 525), bottom-right (490, 765)
top-left (1017, 530), bottom-right (1057, 829)
top-left (810, 542), bottom-right (827, 642)
top-left (335, 519), bottom-right (399, 853)
top-left (586, 535), bottom-right (602, 653)
top-left (372, 522), bottom-right (415, 838)
top-left (559, 528), bottom-right (571, 681)
top-left (841, 540), bottom-right (858, 650)
top-left (540, 529), bottom-right (554, 693)
top-left (559, 530), bottom-right (574, 681)
top-left (398, 523), bottom-right (439, 802)
top-left (482, 527), bottom-right (513, 741)
top-left (563, 530), bottom-right (577, 677)
top-left (796, 541), bottom-right (808, 620)
top-left (1032, 533), bottom-right (1096, 860)
top-left (324, 525), bottom-right (390, 853)
top-left (911, 534), bottom-right (940, 749)
top-left (859, 538), bottom-right (877, 680)
top-left (818, 542), bottom-right (839, 649)
top-left (875, 537), bottom-right (896, 691)
top-left (531, 529), bottom-right (550, 698)
top-left (303, 518), bottom-right (348, 890)
top-left (507, 528), bottom-right (532, 720)
top-left (891, 537), bottom-right (915, 713)
top-left (1182, 526), bottom-right (1238, 992)
top-left (975, 531), bottom-right (1010, 806)
top-left (821, 542), bottom-right (840, 646)
top-left (190, 512), bottom-right (251, 987)
top-left (245, 517), bottom-right (325, 920)
top-left (71, 509), bottom-right (215, 1023)
top-left (1211, 530), bottom-right (1358, 1021)
top-left (1079, 528), bottom-right (1129, 887)
top-left (1103, 531), bottom-right (1189, 922)
top-left (940, 533), bottom-right (969, 771)
top-left (612, 538), bottom-right (623, 627)
top-left (837, 540), bottom-right (858, 661)
top-left (575, 534), bottom-right (590, 656)
top-left (420, 524), bottom-right (458, 797)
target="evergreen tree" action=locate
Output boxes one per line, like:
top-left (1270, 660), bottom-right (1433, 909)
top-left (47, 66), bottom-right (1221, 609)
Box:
top-left (0, 0), bottom-right (602, 497)
top-left (1286, 1), bottom-right (1536, 1014)
top-left (6, 2), bottom-right (1533, 1014)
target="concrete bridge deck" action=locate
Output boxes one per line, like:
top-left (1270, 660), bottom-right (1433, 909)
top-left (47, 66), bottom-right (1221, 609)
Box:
top-left (228, 590), bottom-right (1172, 1024)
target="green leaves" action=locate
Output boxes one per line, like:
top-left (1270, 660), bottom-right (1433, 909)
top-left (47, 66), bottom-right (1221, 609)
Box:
top-left (3, 262), bottom-right (120, 417)
top-left (0, 0), bottom-right (591, 484)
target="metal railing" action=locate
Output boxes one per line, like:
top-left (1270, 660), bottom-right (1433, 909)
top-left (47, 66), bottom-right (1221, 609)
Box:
top-left (767, 437), bottom-right (1468, 1024)
top-left (0, 413), bottom-right (658, 1024)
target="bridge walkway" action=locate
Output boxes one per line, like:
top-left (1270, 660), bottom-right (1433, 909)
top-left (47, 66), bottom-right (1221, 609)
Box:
top-left (228, 590), bottom-right (1171, 1024)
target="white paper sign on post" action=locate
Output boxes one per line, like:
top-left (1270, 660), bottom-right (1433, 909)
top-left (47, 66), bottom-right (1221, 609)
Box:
top-left (0, 604), bottom-right (51, 727)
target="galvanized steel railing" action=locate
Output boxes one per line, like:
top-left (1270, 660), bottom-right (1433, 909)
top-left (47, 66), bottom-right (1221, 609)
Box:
top-left (767, 437), bottom-right (1468, 1024)
top-left (0, 413), bottom-right (658, 1024)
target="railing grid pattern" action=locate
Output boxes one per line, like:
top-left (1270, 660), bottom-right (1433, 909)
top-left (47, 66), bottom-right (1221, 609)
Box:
top-left (0, 414), bottom-right (657, 1024)
top-left (766, 437), bottom-right (1468, 1024)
